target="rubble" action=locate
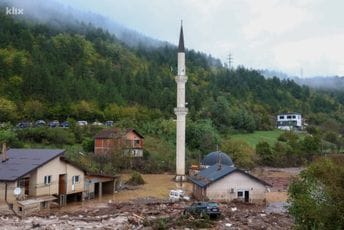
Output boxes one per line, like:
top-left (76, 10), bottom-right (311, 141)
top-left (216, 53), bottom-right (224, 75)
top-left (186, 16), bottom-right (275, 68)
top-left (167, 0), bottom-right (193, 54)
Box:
top-left (0, 198), bottom-right (293, 229)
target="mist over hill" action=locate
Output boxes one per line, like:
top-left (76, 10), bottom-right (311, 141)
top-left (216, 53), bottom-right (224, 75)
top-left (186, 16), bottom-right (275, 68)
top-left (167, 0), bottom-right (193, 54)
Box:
top-left (293, 76), bottom-right (344, 91)
top-left (260, 69), bottom-right (344, 91)
top-left (3, 0), bottom-right (167, 48)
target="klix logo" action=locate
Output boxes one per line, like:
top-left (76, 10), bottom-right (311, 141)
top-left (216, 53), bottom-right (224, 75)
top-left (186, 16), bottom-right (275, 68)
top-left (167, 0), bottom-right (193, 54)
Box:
top-left (6, 7), bottom-right (24, 15)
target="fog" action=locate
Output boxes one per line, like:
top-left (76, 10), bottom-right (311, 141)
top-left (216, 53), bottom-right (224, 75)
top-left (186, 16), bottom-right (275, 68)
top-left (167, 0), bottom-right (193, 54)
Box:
top-left (260, 69), bottom-right (344, 90)
top-left (2, 0), bottom-right (167, 48)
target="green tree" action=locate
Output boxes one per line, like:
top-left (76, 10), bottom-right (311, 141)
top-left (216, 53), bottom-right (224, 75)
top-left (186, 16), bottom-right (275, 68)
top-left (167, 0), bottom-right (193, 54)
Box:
top-left (186, 119), bottom-right (220, 154)
top-left (0, 97), bottom-right (17, 122)
top-left (0, 128), bottom-right (17, 150)
top-left (221, 139), bottom-right (256, 169)
top-left (301, 135), bottom-right (321, 157)
top-left (288, 155), bottom-right (344, 229)
top-left (256, 141), bottom-right (273, 165)
top-left (22, 99), bottom-right (45, 120)
top-left (71, 100), bottom-right (103, 121)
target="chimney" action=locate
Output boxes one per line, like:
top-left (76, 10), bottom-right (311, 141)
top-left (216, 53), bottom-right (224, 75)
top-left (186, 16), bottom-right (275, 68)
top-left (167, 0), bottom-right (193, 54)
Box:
top-left (1, 143), bottom-right (8, 162)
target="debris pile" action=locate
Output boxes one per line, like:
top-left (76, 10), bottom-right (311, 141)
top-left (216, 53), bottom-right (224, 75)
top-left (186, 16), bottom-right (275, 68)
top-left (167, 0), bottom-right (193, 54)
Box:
top-left (0, 198), bottom-right (293, 229)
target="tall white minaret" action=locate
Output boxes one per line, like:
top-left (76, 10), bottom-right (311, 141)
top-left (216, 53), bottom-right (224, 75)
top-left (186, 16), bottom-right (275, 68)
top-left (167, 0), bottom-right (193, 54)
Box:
top-left (175, 22), bottom-right (188, 182)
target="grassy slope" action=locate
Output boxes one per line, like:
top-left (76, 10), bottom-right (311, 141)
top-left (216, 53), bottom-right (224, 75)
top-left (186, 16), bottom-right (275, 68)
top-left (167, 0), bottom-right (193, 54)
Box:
top-left (231, 130), bottom-right (285, 148)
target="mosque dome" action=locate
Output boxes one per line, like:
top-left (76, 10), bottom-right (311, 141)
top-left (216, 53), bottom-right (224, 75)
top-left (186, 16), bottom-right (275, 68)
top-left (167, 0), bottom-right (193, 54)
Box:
top-left (201, 151), bottom-right (234, 167)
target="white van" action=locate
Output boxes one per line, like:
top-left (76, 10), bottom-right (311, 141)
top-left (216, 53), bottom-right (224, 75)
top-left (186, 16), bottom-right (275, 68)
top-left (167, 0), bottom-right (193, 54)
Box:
top-left (169, 189), bottom-right (190, 202)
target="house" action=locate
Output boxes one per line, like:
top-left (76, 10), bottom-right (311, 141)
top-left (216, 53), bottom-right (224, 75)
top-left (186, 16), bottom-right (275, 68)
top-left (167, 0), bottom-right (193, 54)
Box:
top-left (189, 164), bottom-right (271, 203)
top-left (277, 113), bottom-right (302, 130)
top-left (189, 151), bottom-right (270, 203)
top-left (94, 128), bottom-right (144, 157)
top-left (0, 148), bottom-right (118, 214)
top-left (0, 149), bottom-right (84, 205)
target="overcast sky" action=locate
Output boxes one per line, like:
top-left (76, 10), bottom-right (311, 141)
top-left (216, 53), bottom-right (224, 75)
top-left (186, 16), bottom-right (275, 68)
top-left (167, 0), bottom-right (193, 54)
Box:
top-left (55, 0), bottom-right (344, 77)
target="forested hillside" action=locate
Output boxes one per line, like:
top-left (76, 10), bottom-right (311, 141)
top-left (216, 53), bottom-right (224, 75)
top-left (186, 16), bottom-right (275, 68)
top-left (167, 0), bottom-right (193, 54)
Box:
top-left (0, 12), bottom-right (343, 170)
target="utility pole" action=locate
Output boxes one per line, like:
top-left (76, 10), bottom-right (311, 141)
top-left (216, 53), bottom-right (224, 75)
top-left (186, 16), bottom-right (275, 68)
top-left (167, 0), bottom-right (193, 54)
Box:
top-left (228, 53), bottom-right (233, 70)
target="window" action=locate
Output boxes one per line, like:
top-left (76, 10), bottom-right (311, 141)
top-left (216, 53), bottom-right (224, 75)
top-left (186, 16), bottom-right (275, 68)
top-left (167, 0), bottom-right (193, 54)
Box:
top-left (279, 116), bottom-right (284, 119)
top-left (237, 191), bottom-right (244, 198)
top-left (72, 175), bottom-right (80, 184)
top-left (44, 175), bottom-right (51, 185)
top-left (292, 115), bottom-right (296, 119)
top-left (134, 139), bottom-right (140, 145)
top-left (287, 115), bottom-right (292, 119)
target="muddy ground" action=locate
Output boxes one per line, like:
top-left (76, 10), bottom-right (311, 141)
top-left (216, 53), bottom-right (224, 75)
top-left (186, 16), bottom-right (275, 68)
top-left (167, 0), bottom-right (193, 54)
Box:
top-left (0, 167), bottom-right (299, 229)
top-left (0, 199), bottom-right (293, 229)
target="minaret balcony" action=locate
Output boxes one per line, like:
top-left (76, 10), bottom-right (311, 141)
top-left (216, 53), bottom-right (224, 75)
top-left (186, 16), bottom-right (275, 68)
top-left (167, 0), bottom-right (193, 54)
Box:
top-left (175, 75), bottom-right (188, 83)
top-left (174, 107), bottom-right (188, 115)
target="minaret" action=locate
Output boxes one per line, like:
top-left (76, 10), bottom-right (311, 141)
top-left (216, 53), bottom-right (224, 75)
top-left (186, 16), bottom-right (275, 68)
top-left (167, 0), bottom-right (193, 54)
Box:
top-left (175, 22), bottom-right (188, 182)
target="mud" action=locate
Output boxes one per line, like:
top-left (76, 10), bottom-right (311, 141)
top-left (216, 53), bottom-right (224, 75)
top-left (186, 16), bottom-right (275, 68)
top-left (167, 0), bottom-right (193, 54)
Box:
top-left (0, 168), bottom-right (298, 229)
top-left (0, 199), bottom-right (293, 229)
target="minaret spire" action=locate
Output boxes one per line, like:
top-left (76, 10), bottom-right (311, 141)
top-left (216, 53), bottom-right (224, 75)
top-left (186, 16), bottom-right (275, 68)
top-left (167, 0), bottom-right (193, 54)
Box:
top-left (175, 22), bottom-right (188, 182)
top-left (178, 21), bottom-right (185, 53)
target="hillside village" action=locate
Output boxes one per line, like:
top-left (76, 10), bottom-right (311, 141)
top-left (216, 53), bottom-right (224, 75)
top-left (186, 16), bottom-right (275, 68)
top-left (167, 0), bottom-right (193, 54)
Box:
top-left (0, 1), bottom-right (344, 229)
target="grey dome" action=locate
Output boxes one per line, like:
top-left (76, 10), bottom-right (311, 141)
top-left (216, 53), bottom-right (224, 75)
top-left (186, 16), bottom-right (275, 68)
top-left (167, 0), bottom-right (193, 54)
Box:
top-left (201, 151), bottom-right (234, 167)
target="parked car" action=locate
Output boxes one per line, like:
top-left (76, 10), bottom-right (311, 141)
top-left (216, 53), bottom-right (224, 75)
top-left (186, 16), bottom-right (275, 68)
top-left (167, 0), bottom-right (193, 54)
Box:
top-left (16, 121), bottom-right (31, 129)
top-left (48, 120), bottom-right (60, 128)
top-left (92, 121), bottom-right (103, 126)
top-left (183, 202), bottom-right (221, 218)
top-left (35, 120), bottom-right (46, 127)
top-left (105, 120), bottom-right (114, 127)
top-left (77, 120), bottom-right (88, 126)
top-left (60, 121), bottom-right (70, 128)
top-left (169, 189), bottom-right (190, 202)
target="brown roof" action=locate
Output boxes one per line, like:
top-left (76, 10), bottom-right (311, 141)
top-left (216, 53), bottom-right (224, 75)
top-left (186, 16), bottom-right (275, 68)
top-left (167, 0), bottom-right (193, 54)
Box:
top-left (95, 128), bottom-right (144, 139)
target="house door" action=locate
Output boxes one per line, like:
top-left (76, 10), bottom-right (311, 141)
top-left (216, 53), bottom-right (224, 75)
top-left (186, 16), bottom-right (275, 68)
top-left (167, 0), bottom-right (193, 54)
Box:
top-left (244, 191), bottom-right (249, 202)
top-left (59, 174), bottom-right (66, 194)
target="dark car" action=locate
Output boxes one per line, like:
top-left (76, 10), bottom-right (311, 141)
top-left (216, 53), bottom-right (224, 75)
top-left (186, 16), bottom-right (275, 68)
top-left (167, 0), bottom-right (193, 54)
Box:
top-left (105, 120), bottom-right (113, 127)
top-left (48, 120), bottom-right (60, 128)
top-left (60, 121), bottom-right (70, 128)
top-left (183, 202), bottom-right (221, 218)
top-left (16, 121), bottom-right (31, 129)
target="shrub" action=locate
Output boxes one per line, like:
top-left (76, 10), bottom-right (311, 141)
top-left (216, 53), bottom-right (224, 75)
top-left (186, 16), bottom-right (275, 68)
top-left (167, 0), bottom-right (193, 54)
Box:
top-left (288, 155), bottom-right (344, 229)
top-left (256, 141), bottom-right (273, 165)
top-left (126, 171), bottom-right (145, 185)
top-left (81, 137), bottom-right (94, 152)
top-left (221, 139), bottom-right (257, 169)
top-left (16, 127), bottom-right (75, 146)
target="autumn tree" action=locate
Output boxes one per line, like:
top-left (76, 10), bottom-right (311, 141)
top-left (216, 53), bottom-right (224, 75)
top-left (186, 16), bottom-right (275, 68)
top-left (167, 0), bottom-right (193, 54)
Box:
top-left (288, 155), bottom-right (344, 229)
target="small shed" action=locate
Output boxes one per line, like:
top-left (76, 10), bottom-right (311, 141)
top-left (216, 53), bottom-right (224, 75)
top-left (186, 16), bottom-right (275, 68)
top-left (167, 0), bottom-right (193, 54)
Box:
top-left (84, 174), bottom-right (120, 199)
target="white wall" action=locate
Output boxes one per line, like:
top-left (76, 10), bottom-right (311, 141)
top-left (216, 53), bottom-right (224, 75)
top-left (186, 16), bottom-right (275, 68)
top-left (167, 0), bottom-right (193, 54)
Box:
top-left (34, 157), bottom-right (66, 196)
top-left (66, 164), bottom-right (84, 194)
top-left (33, 157), bottom-right (84, 196)
top-left (206, 171), bottom-right (267, 202)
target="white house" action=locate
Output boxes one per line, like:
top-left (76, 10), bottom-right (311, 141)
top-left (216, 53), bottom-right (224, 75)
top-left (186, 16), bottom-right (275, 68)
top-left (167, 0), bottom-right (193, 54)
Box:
top-left (276, 113), bottom-right (302, 130)
top-left (189, 164), bottom-right (271, 203)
